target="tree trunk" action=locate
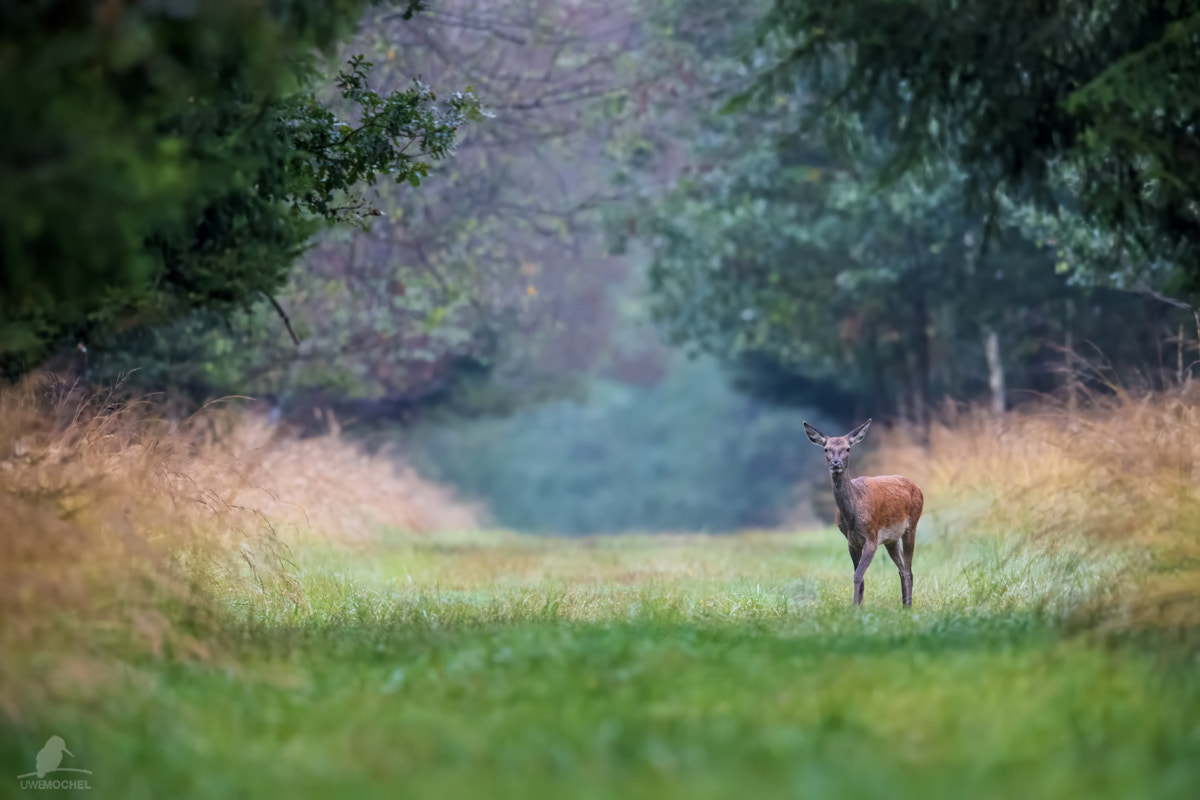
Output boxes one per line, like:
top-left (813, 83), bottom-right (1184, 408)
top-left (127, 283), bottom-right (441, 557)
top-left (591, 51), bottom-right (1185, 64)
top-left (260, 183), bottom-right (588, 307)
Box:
top-left (911, 282), bottom-right (931, 446)
top-left (1178, 323), bottom-right (1186, 387)
top-left (1194, 310), bottom-right (1200, 386)
top-left (1065, 298), bottom-right (1077, 413)
top-left (895, 385), bottom-right (908, 427)
top-left (865, 318), bottom-right (887, 420)
top-left (983, 326), bottom-right (1005, 416)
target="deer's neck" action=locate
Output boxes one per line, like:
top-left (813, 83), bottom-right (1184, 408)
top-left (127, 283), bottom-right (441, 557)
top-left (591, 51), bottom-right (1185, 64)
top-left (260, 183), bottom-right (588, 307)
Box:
top-left (831, 470), bottom-right (862, 525)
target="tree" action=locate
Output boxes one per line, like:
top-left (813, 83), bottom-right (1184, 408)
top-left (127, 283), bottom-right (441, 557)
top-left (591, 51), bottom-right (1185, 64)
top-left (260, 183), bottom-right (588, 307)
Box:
top-left (623, 0), bottom-right (1193, 424)
top-left (278, 0), bottom-right (645, 412)
top-left (0, 0), bottom-right (482, 376)
top-left (754, 0), bottom-right (1200, 296)
top-left (96, 0), bottom-right (666, 423)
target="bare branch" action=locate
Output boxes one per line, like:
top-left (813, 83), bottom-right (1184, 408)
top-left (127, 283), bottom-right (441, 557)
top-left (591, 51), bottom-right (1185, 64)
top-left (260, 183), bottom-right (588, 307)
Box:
top-left (262, 292), bottom-right (302, 346)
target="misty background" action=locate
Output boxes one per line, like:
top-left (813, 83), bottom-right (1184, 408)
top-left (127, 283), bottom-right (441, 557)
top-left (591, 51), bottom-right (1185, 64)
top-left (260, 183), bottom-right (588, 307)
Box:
top-left (5, 0), bottom-right (1195, 534)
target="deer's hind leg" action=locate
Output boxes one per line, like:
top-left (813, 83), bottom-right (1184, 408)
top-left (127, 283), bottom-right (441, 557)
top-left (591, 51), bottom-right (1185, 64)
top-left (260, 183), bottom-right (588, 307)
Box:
top-left (884, 540), bottom-right (911, 607)
top-left (899, 527), bottom-right (916, 607)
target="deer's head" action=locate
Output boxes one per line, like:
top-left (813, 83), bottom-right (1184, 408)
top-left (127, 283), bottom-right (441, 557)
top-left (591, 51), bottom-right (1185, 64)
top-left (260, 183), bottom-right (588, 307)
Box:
top-left (804, 419), bottom-right (872, 475)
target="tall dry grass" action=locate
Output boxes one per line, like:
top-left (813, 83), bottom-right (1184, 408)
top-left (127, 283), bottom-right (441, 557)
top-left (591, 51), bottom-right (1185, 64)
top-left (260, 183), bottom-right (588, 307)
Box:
top-left (0, 375), bottom-right (478, 683)
top-left (872, 381), bottom-right (1200, 630)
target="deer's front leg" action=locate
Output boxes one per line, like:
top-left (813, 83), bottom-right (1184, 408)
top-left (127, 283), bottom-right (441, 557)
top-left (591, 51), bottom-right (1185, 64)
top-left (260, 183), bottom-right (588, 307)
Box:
top-left (852, 541), bottom-right (877, 605)
top-left (847, 541), bottom-right (862, 600)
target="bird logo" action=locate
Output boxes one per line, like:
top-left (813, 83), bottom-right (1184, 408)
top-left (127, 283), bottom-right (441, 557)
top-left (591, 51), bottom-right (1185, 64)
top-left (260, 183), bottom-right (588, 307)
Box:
top-left (16, 735), bottom-right (93, 780)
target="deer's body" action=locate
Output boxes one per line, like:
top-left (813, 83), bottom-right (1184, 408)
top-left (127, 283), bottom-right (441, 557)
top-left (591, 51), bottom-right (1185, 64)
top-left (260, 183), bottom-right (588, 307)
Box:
top-left (833, 474), bottom-right (923, 545)
top-left (805, 420), bottom-right (923, 606)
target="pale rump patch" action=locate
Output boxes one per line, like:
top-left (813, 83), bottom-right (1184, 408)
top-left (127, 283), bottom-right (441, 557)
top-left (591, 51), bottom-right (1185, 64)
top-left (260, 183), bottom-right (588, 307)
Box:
top-left (877, 518), bottom-right (909, 543)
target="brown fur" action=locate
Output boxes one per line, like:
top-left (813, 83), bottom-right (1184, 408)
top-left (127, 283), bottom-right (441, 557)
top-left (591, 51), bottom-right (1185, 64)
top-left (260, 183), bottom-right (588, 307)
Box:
top-left (834, 476), bottom-right (924, 538)
top-left (804, 420), bottom-right (924, 606)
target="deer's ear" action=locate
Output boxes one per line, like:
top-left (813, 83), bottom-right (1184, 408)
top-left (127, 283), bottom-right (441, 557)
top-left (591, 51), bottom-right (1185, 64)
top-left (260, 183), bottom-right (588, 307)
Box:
top-left (803, 422), bottom-right (827, 447)
top-left (846, 419), bottom-right (872, 447)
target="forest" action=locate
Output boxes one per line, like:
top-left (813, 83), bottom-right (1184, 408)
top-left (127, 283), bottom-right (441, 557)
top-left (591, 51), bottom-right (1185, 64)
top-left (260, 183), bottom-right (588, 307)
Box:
top-left (2, 1), bottom-right (1199, 797)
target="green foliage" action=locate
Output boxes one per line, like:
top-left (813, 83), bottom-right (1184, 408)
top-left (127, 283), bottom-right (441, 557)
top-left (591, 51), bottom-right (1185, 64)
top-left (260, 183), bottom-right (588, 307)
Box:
top-left (624, 0), bottom-right (1195, 420)
top-left (403, 358), bottom-right (818, 533)
top-left (285, 55), bottom-right (485, 222)
top-left (0, 0), bottom-right (479, 376)
top-left (756, 0), bottom-right (1200, 294)
top-left (92, 0), bottom-right (645, 413)
top-left (1001, 166), bottom-right (1192, 292)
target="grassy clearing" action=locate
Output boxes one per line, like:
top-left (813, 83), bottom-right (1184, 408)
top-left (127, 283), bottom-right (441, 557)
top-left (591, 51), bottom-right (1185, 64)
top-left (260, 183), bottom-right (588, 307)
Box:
top-left (3, 528), bottom-right (1197, 799)
top-left (3, 380), bottom-right (1200, 798)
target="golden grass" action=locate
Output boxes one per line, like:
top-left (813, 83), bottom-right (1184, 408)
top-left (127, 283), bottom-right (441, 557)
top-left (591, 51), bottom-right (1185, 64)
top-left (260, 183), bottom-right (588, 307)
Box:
top-left (870, 382), bottom-right (1200, 630)
top-left (0, 375), bottom-right (478, 672)
top-left (189, 415), bottom-right (480, 546)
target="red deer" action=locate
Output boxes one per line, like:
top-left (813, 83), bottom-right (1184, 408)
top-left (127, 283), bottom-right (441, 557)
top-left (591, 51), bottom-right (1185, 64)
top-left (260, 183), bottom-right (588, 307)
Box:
top-left (804, 419), bottom-right (923, 606)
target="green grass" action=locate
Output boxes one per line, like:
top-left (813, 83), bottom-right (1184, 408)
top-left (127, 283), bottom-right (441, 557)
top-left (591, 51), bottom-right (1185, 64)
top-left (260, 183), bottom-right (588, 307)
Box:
top-left (3, 527), bottom-right (1198, 799)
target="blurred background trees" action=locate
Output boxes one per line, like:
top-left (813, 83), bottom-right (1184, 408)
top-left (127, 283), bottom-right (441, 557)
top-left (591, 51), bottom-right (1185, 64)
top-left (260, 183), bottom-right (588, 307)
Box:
top-left (757, 0), bottom-right (1200, 292)
top-left (627, 0), bottom-right (1196, 428)
top-left (0, 0), bottom-right (483, 377)
top-left (3, 0), bottom-right (1197, 532)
